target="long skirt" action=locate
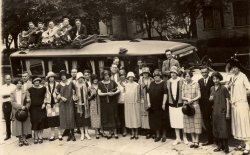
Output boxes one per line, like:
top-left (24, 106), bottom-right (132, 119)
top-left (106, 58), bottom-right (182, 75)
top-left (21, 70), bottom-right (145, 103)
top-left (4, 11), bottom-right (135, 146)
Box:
top-left (74, 106), bottom-right (90, 128)
top-left (169, 106), bottom-right (184, 129)
top-left (231, 101), bottom-right (250, 140)
top-left (140, 99), bottom-right (150, 129)
top-left (46, 103), bottom-right (60, 128)
top-left (125, 102), bottom-right (141, 128)
top-left (12, 117), bottom-right (32, 136)
top-left (30, 106), bottom-right (48, 130)
top-left (90, 99), bottom-right (101, 128)
top-left (183, 103), bottom-right (202, 134)
top-left (59, 100), bottom-right (75, 129)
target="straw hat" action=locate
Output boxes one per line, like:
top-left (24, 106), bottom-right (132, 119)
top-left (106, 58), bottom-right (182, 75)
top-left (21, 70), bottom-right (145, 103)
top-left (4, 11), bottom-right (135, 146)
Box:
top-left (127, 72), bottom-right (135, 78)
top-left (140, 67), bottom-right (151, 75)
top-left (170, 66), bottom-right (178, 74)
top-left (46, 71), bottom-right (56, 79)
top-left (76, 72), bottom-right (84, 80)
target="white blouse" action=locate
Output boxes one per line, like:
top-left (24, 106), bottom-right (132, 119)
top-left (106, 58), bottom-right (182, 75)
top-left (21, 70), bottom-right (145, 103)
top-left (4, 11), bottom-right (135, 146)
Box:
top-left (169, 77), bottom-right (180, 100)
top-left (16, 90), bottom-right (22, 105)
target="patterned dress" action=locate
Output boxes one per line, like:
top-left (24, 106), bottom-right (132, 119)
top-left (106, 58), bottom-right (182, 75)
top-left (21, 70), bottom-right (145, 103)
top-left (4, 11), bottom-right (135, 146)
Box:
top-left (89, 84), bottom-right (101, 128)
top-left (138, 77), bottom-right (154, 129)
top-left (182, 81), bottom-right (202, 134)
top-left (56, 81), bottom-right (76, 129)
top-left (45, 82), bottom-right (60, 127)
top-left (124, 82), bottom-right (141, 128)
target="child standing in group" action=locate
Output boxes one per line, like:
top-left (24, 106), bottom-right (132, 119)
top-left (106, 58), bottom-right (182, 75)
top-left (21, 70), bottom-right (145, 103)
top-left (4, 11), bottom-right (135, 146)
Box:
top-left (210, 72), bottom-right (230, 154)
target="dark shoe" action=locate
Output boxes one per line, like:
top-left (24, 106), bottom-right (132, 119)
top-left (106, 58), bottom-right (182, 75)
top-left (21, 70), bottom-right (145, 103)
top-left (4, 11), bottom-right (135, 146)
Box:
top-left (58, 137), bottom-right (63, 141)
top-left (122, 133), bottom-right (127, 137)
top-left (49, 137), bottom-right (55, 141)
top-left (190, 143), bottom-right (195, 148)
top-left (71, 135), bottom-right (76, 141)
top-left (161, 137), bottom-right (166, 142)
top-left (130, 136), bottom-right (135, 140)
top-left (4, 136), bottom-right (11, 141)
top-left (76, 129), bottom-right (81, 134)
top-left (23, 140), bottom-right (29, 146)
top-left (154, 137), bottom-right (161, 142)
top-left (38, 138), bottom-right (43, 144)
top-left (242, 149), bottom-right (250, 155)
top-left (107, 135), bottom-right (112, 139)
top-left (114, 135), bottom-right (119, 139)
top-left (18, 140), bottom-right (23, 147)
top-left (62, 130), bottom-right (70, 137)
top-left (135, 136), bottom-right (139, 140)
top-left (194, 143), bottom-right (199, 148)
top-left (67, 135), bottom-right (72, 141)
top-left (151, 134), bottom-right (156, 139)
top-left (34, 139), bottom-right (38, 144)
top-left (96, 135), bottom-right (100, 139)
top-left (26, 134), bottom-right (32, 139)
top-left (202, 141), bottom-right (213, 146)
top-left (146, 134), bottom-right (151, 139)
top-left (235, 145), bottom-right (245, 151)
top-left (214, 147), bottom-right (222, 152)
top-left (224, 148), bottom-right (229, 154)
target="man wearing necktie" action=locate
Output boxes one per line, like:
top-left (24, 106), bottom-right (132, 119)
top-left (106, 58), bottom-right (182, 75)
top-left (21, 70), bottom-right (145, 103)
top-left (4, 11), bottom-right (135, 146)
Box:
top-left (162, 50), bottom-right (180, 75)
top-left (110, 64), bottom-right (119, 83)
top-left (198, 66), bottom-right (214, 146)
top-left (1, 75), bottom-right (16, 140)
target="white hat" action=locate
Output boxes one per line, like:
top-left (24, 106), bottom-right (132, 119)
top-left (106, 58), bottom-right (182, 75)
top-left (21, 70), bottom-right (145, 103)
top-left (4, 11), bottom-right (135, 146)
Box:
top-left (76, 72), bottom-right (84, 80)
top-left (126, 72), bottom-right (135, 78)
top-left (46, 71), bottom-right (56, 79)
top-left (170, 66), bottom-right (178, 74)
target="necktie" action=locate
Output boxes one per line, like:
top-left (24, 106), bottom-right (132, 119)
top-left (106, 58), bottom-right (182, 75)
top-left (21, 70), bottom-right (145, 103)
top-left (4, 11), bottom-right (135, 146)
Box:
top-left (80, 86), bottom-right (84, 104)
top-left (168, 59), bottom-right (171, 70)
top-left (204, 79), bottom-right (207, 86)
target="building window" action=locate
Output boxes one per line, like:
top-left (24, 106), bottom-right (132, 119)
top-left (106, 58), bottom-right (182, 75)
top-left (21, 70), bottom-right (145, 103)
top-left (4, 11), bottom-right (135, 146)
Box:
top-left (233, 1), bottom-right (250, 26)
top-left (203, 6), bottom-right (215, 29)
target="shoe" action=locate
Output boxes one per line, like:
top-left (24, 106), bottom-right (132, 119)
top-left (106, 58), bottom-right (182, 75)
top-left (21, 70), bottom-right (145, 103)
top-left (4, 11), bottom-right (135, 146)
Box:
top-left (173, 140), bottom-right (181, 146)
top-left (202, 141), bottom-right (213, 146)
top-left (34, 139), bottom-right (38, 144)
top-left (49, 136), bottom-right (55, 141)
top-left (107, 135), bottom-right (112, 139)
top-left (154, 137), bottom-right (161, 142)
top-left (183, 139), bottom-right (189, 145)
top-left (122, 133), bottom-right (127, 137)
top-left (214, 147), bottom-right (222, 152)
top-left (26, 134), bottom-right (32, 139)
top-left (190, 143), bottom-right (195, 148)
top-left (67, 135), bottom-right (72, 141)
top-left (23, 140), bottom-right (29, 146)
top-left (146, 134), bottom-right (151, 139)
top-left (235, 145), bottom-right (245, 151)
top-left (80, 135), bottom-right (85, 141)
top-left (85, 134), bottom-right (91, 140)
top-left (96, 135), bottom-right (100, 139)
top-left (224, 148), bottom-right (229, 154)
top-left (71, 135), bottom-right (76, 141)
top-left (18, 140), bottom-right (23, 147)
top-left (4, 136), bottom-right (11, 141)
top-left (162, 137), bottom-right (166, 142)
top-left (135, 136), bottom-right (139, 140)
top-left (194, 142), bottom-right (199, 148)
top-left (58, 136), bottom-right (63, 141)
top-left (243, 149), bottom-right (249, 155)
top-left (130, 136), bottom-right (135, 140)
top-left (38, 138), bottom-right (43, 144)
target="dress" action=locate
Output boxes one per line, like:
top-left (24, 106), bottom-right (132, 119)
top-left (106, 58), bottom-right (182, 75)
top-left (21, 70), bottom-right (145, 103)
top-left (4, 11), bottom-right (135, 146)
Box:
top-left (45, 82), bottom-right (60, 127)
top-left (98, 80), bottom-right (120, 130)
top-left (56, 81), bottom-right (76, 129)
top-left (230, 72), bottom-right (250, 140)
top-left (28, 86), bottom-right (48, 130)
top-left (74, 82), bottom-right (91, 127)
top-left (117, 80), bottom-right (127, 128)
top-left (210, 85), bottom-right (230, 139)
top-left (124, 82), bottom-right (141, 128)
top-left (182, 81), bottom-right (202, 134)
top-left (148, 81), bottom-right (168, 130)
top-left (89, 85), bottom-right (101, 128)
top-left (138, 77), bottom-right (154, 129)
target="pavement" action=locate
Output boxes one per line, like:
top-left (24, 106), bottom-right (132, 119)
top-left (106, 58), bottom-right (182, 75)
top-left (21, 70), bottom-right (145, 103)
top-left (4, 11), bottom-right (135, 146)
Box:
top-left (0, 118), bottom-right (246, 155)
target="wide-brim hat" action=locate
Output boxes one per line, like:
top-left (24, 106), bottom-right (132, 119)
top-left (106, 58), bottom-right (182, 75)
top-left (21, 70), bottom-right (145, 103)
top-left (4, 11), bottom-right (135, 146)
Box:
top-left (76, 72), bottom-right (84, 80)
top-left (211, 72), bottom-right (223, 81)
top-left (59, 70), bottom-right (67, 78)
top-left (226, 58), bottom-right (242, 71)
top-left (140, 67), bottom-right (151, 75)
top-left (170, 66), bottom-right (178, 74)
top-left (119, 69), bottom-right (126, 76)
top-left (127, 72), bottom-right (135, 78)
top-left (32, 76), bottom-right (42, 83)
top-left (15, 109), bottom-right (28, 122)
top-left (46, 71), bottom-right (56, 79)
top-left (182, 104), bottom-right (195, 116)
top-left (153, 69), bottom-right (162, 77)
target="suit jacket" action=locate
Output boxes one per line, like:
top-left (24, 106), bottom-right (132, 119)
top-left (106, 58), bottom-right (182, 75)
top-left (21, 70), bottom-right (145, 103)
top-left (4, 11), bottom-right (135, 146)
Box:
top-left (70, 25), bottom-right (87, 40)
top-left (10, 89), bottom-right (31, 119)
top-left (198, 77), bottom-right (214, 109)
top-left (162, 58), bottom-right (180, 74)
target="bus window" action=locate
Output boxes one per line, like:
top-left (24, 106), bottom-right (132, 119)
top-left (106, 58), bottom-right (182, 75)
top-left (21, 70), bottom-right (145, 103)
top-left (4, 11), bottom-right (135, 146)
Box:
top-left (50, 58), bottom-right (68, 74)
top-left (25, 59), bottom-right (45, 76)
top-left (11, 58), bottom-right (23, 77)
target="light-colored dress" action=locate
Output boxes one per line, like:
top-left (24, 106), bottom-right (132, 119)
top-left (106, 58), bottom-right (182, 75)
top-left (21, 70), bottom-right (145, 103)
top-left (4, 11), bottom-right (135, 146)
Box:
top-left (182, 81), bottom-right (202, 134)
top-left (124, 82), bottom-right (141, 128)
top-left (89, 84), bottom-right (101, 128)
top-left (138, 77), bottom-right (154, 129)
top-left (230, 72), bottom-right (250, 140)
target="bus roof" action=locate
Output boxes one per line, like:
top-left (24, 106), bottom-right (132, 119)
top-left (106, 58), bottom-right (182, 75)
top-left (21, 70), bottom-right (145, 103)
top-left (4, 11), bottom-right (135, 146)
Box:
top-left (10, 40), bottom-right (195, 58)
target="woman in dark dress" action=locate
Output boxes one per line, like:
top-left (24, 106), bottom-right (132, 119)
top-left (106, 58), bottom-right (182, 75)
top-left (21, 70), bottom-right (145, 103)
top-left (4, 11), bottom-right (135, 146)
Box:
top-left (74, 72), bottom-right (91, 141)
top-left (28, 76), bottom-right (47, 144)
top-left (98, 70), bottom-right (120, 139)
top-left (147, 69), bottom-right (168, 142)
top-left (210, 72), bottom-right (230, 154)
top-left (56, 70), bottom-right (76, 141)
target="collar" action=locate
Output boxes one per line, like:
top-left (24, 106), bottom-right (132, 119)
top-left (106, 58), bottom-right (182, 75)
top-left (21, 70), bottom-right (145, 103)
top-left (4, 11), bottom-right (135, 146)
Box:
top-left (185, 80), bottom-right (195, 85)
top-left (170, 77), bottom-right (180, 82)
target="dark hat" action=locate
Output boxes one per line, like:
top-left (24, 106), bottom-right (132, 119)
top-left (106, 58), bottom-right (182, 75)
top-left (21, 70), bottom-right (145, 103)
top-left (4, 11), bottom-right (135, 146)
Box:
top-left (227, 58), bottom-right (242, 70)
top-left (211, 72), bottom-right (223, 81)
top-left (15, 109), bottom-right (28, 122)
top-left (91, 74), bottom-right (99, 81)
top-left (182, 104), bottom-right (195, 116)
top-left (59, 70), bottom-right (67, 78)
top-left (153, 69), bottom-right (162, 77)
top-left (32, 76), bottom-right (42, 83)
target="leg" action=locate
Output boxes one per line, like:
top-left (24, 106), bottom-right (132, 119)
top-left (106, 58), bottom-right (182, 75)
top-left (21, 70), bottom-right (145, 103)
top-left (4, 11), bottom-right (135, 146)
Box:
top-left (173, 129), bottom-right (181, 145)
top-left (194, 134), bottom-right (200, 148)
top-left (33, 130), bottom-right (38, 144)
top-left (85, 127), bottom-right (91, 140)
top-left (80, 127), bottom-right (84, 140)
top-left (183, 131), bottom-right (189, 144)
top-left (71, 129), bottom-right (76, 141)
top-left (135, 128), bottom-right (139, 139)
top-left (214, 138), bottom-right (222, 152)
top-left (57, 128), bottom-right (62, 140)
top-left (49, 127), bottom-right (55, 141)
top-left (154, 130), bottom-right (161, 142)
top-left (3, 102), bottom-right (12, 140)
top-left (161, 129), bottom-right (167, 142)
top-left (95, 129), bottom-right (100, 139)
top-left (130, 129), bottom-right (135, 139)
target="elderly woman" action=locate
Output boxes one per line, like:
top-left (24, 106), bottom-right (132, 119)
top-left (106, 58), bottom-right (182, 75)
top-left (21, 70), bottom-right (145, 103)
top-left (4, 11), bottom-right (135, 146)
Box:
top-left (74, 72), bottom-right (91, 141)
top-left (28, 76), bottom-right (47, 144)
top-left (56, 70), bottom-right (76, 141)
top-left (124, 72), bottom-right (141, 140)
top-left (147, 69), bottom-right (168, 142)
top-left (138, 67), bottom-right (154, 139)
top-left (167, 66), bottom-right (188, 145)
top-left (89, 74), bottom-right (101, 139)
top-left (182, 70), bottom-right (202, 148)
top-left (98, 70), bottom-right (120, 139)
top-left (10, 79), bottom-right (31, 147)
top-left (228, 59), bottom-right (250, 155)
top-left (44, 72), bottom-right (62, 141)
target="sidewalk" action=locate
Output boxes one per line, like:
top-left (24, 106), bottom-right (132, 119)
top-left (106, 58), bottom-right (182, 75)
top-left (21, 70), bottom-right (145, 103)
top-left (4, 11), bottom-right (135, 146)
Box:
top-left (0, 123), bottom-right (245, 155)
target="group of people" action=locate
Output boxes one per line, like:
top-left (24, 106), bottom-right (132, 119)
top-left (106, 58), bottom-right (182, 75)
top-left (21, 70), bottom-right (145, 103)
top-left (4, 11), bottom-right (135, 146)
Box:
top-left (19, 17), bottom-right (87, 48)
top-left (2, 50), bottom-right (250, 155)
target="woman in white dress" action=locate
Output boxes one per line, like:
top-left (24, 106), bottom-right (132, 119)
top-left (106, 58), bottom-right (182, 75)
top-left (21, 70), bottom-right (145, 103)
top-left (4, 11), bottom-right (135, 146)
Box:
top-left (228, 59), bottom-right (250, 155)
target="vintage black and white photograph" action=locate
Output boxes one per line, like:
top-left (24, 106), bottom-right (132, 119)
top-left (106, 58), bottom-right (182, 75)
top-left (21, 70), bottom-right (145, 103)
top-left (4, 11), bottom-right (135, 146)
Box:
top-left (0, 0), bottom-right (250, 155)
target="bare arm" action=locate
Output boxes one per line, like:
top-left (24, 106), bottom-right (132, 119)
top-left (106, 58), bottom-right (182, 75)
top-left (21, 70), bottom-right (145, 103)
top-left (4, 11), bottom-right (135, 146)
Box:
top-left (98, 89), bottom-right (109, 96)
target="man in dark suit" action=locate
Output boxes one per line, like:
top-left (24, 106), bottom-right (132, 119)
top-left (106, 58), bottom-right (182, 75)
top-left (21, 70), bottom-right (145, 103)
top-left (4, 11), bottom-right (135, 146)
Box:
top-left (198, 66), bottom-right (214, 146)
top-left (69, 18), bottom-right (87, 40)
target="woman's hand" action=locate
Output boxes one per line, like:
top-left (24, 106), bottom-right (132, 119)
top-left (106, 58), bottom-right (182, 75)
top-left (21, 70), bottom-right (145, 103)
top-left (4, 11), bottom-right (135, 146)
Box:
top-left (209, 95), bottom-right (214, 101)
top-left (41, 103), bottom-right (46, 109)
top-left (162, 104), bottom-right (166, 110)
top-left (148, 102), bottom-right (151, 108)
top-left (226, 112), bottom-right (230, 119)
top-left (22, 106), bottom-right (26, 110)
top-left (61, 97), bottom-right (67, 102)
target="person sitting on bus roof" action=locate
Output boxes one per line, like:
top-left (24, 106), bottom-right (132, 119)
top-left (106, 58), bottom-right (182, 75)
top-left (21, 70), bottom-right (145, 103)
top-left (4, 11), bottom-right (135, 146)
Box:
top-left (55, 18), bottom-right (72, 43)
top-left (19, 22), bottom-right (37, 48)
top-left (41, 21), bottom-right (58, 44)
top-left (69, 18), bottom-right (87, 40)
top-left (162, 50), bottom-right (180, 75)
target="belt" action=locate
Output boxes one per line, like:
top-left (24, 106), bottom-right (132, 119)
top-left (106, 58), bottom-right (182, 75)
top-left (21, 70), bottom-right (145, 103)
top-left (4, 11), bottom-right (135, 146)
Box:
top-left (169, 103), bottom-right (183, 108)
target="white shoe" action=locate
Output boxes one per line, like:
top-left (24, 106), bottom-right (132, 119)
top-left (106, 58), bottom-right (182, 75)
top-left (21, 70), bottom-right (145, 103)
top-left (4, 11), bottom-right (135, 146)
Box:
top-left (173, 139), bottom-right (181, 146)
top-left (85, 134), bottom-right (91, 140)
top-left (183, 139), bottom-right (189, 145)
top-left (80, 134), bottom-right (85, 141)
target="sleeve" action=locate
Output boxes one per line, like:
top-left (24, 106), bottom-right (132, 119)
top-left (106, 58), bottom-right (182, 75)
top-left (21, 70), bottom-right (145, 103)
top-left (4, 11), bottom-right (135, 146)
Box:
top-left (147, 83), bottom-right (152, 94)
top-left (25, 91), bottom-right (31, 109)
top-left (243, 74), bottom-right (250, 90)
top-left (162, 61), bottom-right (166, 73)
top-left (175, 60), bottom-right (180, 68)
top-left (210, 86), bottom-right (214, 96)
top-left (223, 86), bottom-right (230, 99)
top-left (56, 84), bottom-right (61, 95)
top-left (164, 82), bottom-right (168, 94)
